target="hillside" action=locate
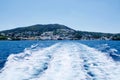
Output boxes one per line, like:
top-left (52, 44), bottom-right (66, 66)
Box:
top-left (0, 24), bottom-right (120, 40)
top-left (1, 24), bottom-right (73, 35)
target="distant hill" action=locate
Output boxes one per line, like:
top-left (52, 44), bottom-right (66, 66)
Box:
top-left (1, 24), bottom-right (74, 34)
top-left (0, 24), bottom-right (120, 40)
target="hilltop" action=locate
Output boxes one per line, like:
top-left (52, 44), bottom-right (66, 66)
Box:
top-left (0, 24), bottom-right (120, 40)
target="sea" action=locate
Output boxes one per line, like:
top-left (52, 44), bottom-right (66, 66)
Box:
top-left (0, 40), bottom-right (120, 80)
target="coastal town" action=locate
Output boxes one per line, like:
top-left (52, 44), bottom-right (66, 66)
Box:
top-left (0, 24), bottom-right (120, 40)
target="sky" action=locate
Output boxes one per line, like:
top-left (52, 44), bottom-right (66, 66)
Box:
top-left (0, 0), bottom-right (120, 33)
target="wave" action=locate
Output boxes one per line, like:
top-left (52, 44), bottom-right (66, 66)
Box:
top-left (96, 43), bottom-right (120, 61)
top-left (0, 42), bottom-right (120, 80)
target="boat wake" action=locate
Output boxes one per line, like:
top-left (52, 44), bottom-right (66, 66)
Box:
top-left (0, 42), bottom-right (120, 80)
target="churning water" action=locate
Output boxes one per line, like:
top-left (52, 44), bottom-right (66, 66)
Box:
top-left (0, 40), bottom-right (120, 80)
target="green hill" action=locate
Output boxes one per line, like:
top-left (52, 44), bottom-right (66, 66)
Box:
top-left (0, 24), bottom-right (119, 40)
top-left (1, 24), bottom-right (73, 34)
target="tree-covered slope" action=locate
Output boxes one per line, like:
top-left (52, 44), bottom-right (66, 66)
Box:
top-left (1, 24), bottom-right (73, 34)
top-left (0, 24), bottom-right (119, 40)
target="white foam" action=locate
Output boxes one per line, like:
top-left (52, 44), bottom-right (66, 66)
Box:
top-left (0, 42), bottom-right (120, 80)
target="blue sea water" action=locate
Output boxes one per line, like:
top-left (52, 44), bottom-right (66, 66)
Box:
top-left (0, 40), bottom-right (120, 80)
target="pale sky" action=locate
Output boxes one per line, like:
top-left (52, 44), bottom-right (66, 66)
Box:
top-left (0, 0), bottom-right (120, 33)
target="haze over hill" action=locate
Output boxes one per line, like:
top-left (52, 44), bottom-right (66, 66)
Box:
top-left (0, 24), bottom-right (120, 40)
